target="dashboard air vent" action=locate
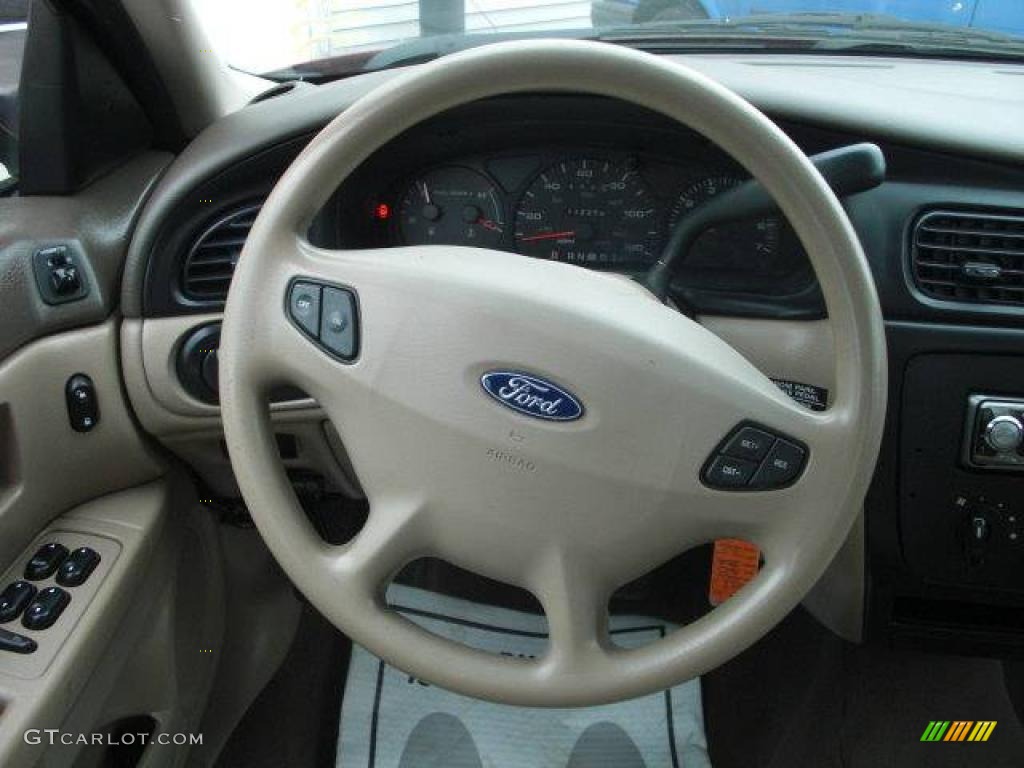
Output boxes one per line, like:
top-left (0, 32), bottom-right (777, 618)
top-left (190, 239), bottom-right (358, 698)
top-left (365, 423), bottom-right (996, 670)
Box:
top-left (182, 205), bottom-right (261, 301)
top-left (912, 210), bottom-right (1024, 308)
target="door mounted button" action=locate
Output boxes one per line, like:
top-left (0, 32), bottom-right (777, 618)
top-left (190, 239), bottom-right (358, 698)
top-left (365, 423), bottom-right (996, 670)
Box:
top-left (66, 375), bottom-right (100, 433)
top-left (0, 627), bottom-right (37, 654)
top-left (0, 581), bottom-right (37, 623)
top-left (24, 542), bottom-right (69, 581)
top-left (22, 587), bottom-right (71, 631)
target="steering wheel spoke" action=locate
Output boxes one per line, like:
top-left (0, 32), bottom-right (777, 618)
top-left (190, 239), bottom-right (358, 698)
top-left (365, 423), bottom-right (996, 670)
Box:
top-left (527, 549), bottom-right (613, 674)
top-left (326, 495), bottom-right (428, 600)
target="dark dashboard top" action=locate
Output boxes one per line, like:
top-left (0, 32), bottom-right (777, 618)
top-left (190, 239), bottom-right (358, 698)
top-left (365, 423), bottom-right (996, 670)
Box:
top-left (122, 53), bottom-right (1024, 330)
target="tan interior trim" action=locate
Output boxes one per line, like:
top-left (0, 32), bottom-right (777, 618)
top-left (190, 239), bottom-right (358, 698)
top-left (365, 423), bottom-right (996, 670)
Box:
top-left (0, 321), bottom-right (165, 571)
top-left (0, 478), bottom-right (223, 768)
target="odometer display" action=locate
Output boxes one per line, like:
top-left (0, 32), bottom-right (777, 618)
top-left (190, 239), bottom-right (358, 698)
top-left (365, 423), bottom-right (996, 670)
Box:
top-left (514, 158), bottom-right (659, 270)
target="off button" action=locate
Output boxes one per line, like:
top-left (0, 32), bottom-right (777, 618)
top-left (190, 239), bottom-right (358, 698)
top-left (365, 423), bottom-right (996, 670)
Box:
top-left (288, 282), bottom-right (321, 337)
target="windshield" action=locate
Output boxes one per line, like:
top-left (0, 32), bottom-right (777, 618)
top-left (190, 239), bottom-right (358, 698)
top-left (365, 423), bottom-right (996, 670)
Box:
top-left (191, 1), bottom-right (1024, 79)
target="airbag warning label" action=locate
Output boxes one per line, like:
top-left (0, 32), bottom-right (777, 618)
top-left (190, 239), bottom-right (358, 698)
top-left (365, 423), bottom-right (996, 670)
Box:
top-left (771, 378), bottom-right (829, 411)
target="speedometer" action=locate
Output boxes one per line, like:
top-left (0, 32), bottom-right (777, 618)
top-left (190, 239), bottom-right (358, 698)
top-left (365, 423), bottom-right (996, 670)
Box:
top-left (514, 157), bottom-right (659, 270)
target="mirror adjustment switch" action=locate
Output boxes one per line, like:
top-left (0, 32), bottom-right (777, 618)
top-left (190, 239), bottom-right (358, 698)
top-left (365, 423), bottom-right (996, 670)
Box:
top-left (705, 455), bottom-right (758, 488)
top-left (24, 542), bottom-right (69, 581)
top-left (56, 547), bottom-right (101, 587)
top-left (0, 581), bottom-right (37, 623)
top-left (22, 587), bottom-right (71, 631)
top-left (66, 374), bottom-right (100, 432)
top-left (0, 627), bottom-right (37, 654)
top-left (33, 245), bottom-right (88, 305)
top-left (288, 282), bottom-right (322, 337)
top-left (750, 439), bottom-right (806, 489)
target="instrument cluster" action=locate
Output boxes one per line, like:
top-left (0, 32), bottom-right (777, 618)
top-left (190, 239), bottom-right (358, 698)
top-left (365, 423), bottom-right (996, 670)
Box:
top-left (376, 151), bottom-right (794, 278)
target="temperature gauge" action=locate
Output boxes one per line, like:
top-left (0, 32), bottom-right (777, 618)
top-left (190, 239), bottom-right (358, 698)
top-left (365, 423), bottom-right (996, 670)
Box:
top-left (398, 166), bottom-right (505, 249)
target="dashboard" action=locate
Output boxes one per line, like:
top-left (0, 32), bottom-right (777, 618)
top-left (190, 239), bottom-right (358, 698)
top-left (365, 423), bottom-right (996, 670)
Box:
top-left (121, 64), bottom-right (1024, 660)
top-left (332, 97), bottom-right (818, 317)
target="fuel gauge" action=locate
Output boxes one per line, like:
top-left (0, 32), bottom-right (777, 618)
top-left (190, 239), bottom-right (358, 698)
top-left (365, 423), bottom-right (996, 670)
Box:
top-left (398, 166), bottom-right (505, 249)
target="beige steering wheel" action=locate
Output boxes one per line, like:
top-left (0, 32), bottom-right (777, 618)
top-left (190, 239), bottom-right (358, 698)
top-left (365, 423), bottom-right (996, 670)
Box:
top-left (219, 39), bottom-right (887, 707)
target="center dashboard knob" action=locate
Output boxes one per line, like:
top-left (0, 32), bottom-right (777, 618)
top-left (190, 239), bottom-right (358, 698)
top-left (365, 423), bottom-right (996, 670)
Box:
top-left (984, 414), bottom-right (1024, 453)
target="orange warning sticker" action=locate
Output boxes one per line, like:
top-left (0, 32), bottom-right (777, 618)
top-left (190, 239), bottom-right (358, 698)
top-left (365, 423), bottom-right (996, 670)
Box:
top-left (709, 539), bottom-right (761, 606)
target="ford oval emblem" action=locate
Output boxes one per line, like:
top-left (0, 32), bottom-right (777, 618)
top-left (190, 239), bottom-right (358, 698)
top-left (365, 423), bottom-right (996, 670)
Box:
top-left (480, 371), bottom-right (584, 422)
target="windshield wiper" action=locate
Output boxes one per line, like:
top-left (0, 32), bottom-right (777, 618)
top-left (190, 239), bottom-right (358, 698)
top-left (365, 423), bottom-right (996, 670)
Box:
top-left (600, 12), bottom-right (1024, 61)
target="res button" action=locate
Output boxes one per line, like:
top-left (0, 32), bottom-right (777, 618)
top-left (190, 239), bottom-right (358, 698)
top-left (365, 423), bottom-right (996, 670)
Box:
top-left (750, 439), bottom-right (807, 489)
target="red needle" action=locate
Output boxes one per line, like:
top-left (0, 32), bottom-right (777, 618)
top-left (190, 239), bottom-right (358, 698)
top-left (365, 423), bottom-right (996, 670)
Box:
top-left (520, 230), bottom-right (576, 243)
top-left (479, 218), bottom-right (503, 232)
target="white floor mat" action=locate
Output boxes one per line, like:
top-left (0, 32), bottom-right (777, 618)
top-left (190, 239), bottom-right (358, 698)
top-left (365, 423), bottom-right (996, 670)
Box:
top-left (337, 585), bottom-right (710, 768)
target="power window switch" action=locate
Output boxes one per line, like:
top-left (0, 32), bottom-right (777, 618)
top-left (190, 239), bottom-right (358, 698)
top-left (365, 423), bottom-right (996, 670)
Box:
top-left (22, 587), bottom-right (71, 631)
top-left (57, 547), bottom-right (101, 587)
top-left (0, 581), bottom-right (37, 623)
top-left (0, 627), bottom-right (37, 654)
top-left (24, 542), bottom-right (69, 581)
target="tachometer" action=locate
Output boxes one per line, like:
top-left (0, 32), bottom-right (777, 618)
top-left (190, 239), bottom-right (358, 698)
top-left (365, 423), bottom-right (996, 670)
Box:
top-left (514, 157), bottom-right (659, 269)
top-left (398, 166), bottom-right (504, 249)
top-left (668, 175), bottom-right (781, 271)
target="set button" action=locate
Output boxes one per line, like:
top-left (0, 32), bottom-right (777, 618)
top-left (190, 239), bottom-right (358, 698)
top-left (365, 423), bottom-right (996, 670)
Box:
top-left (722, 426), bottom-right (775, 463)
top-left (703, 423), bottom-right (807, 491)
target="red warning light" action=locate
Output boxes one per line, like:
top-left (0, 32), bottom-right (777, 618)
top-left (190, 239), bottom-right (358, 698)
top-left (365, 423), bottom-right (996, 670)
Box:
top-left (374, 203), bottom-right (391, 220)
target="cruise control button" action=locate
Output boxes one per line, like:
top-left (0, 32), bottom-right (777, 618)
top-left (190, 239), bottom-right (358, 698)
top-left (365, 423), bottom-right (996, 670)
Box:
top-left (722, 427), bottom-right (775, 462)
top-left (0, 581), bottom-right (37, 623)
top-left (288, 282), bottom-right (322, 337)
top-left (22, 587), bottom-right (71, 631)
top-left (319, 287), bottom-right (358, 360)
top-left (0, 627), bottom-right (37, 654)
top-left (705, 455), bottom-right (758, 488)
top-left (750, 439), bottom-right (806, 489)
top-left (24, 542), bottom-right (69, 581)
